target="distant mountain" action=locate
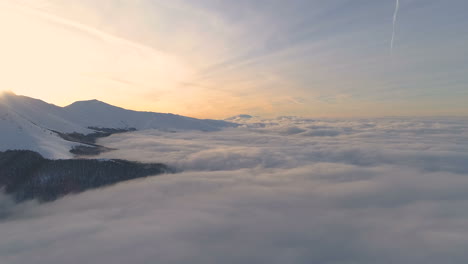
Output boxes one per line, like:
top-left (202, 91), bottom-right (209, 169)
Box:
top-left (0, 92), bottom-right (237, 158)
top-left (65, 99), bottom-right (234, 132)
top-left (225, 114), bottom-right (270, 127)
top-left (225, 114), bottom-right (253, 121)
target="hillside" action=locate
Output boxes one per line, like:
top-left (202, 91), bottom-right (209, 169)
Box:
top-left (0, 92), bottom-right (237, 158)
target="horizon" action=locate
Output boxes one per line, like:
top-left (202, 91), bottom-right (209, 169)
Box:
top-left (2, 90), bottom-right (468, 120)
top-left (1, 0), bottom-right (467, 118)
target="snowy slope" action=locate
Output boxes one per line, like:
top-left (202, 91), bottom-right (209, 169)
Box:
top-left (64, 100), bottom-right (236, 131)
top-left (0, 92), bottom-right (237, 158)
top-left (1, 92), bottom-right (92, 134)
top-left (0, 103), bottom-right (78, 159)
top-left (1, 92), bottom-right (236, 133)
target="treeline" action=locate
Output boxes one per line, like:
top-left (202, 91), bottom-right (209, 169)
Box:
top-left (0, 150), bottom-right (173, 202)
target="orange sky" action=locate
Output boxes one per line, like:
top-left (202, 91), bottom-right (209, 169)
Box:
top-left (1, 0), bottom-right (467, 118)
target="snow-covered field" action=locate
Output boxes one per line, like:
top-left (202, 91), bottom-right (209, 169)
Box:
top-left (2, 117), bottom-right (468, 263)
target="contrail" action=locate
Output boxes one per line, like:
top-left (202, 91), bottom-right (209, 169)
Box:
top-left (391, 0), bottom-right (400, 54)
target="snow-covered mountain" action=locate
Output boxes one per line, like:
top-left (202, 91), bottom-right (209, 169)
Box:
top-left (64, 99), bottom-right (232, 132)
top-left (0, 101), bottom-right (79, 159)
top-left (0, 92), bottom-right (237, 158)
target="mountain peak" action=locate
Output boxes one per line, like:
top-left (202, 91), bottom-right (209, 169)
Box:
top-left (71, 99), bottom-right (106, 104)
top-left (225, 114), bottom-right (253, 121)
top-left (66, 99), bottom-right (118, 109)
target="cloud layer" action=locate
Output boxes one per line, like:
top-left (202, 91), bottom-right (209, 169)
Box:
top-left (1, 117), bottom-right (468, 263)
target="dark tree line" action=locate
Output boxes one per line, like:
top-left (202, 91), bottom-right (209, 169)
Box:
top-left (0, 150), bottom-right (173, 202)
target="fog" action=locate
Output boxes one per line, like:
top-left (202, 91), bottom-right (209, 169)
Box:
top-left (1, 117), bottom-right (468, 263)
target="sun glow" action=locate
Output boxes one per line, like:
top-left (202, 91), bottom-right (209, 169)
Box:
top-left (0, 1), bottom-right (195, 111)
top-left (1, 0), bottom-right (466, 118)
top-left (0, 1), bottom-right (315, 118)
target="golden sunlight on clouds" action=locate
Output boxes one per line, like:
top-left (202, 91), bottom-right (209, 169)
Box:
top-left (0, 1), bottom-right (313, 118)
top-left (0, 1), bottom-right (357, 118)
top-left (0, 1), bottom-right (196, 113)
top-left (0, 1), bottom-right (466, 118)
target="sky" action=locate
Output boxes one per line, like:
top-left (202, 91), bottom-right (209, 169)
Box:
top-left (0, 0), bottom-right (467, 118)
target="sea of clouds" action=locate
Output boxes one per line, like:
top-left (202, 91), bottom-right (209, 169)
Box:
top-left (2, 117), bottom-right (468, 263)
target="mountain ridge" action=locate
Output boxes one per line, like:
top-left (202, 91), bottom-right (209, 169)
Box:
top-left (0, 93), bottom-right (237, 158)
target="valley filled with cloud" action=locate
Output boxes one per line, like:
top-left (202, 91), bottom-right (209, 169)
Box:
top-left (2, 117), bottom-right (468, 263)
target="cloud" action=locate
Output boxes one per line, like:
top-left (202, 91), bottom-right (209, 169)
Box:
top-left (391, 0), bottom-right (400, 54)
top-left (93, 117), bottom-right (468, 173)
top-left (1, 117), bottom-right (468, 263)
